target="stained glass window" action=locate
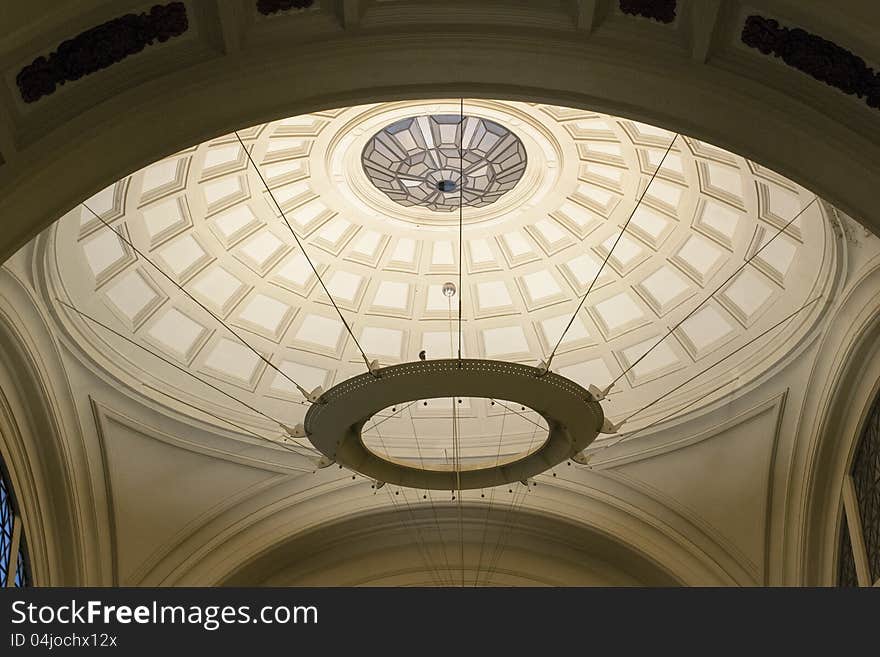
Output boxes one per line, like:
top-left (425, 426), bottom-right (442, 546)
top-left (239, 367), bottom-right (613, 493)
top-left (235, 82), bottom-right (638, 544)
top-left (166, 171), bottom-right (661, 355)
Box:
top-left (0, 456), bottom-right (29, 587)
top-left (15, 546), bottom-right (27, 587)
top-left (838, 513), bottom-right (858, 586)
top-left (851, 392), bottom-right (880, 582)
top-left (0, 471), bottom-right (11, 584)
top-left (361, 114), bottom-right (527, 212)
top-left (838, 390), bottom-right (880, 586)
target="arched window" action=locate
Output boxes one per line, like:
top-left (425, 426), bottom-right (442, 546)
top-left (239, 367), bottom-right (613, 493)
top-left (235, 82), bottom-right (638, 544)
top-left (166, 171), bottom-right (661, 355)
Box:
top-left (838, 390), bottom-right (880, 586)
top-left (0, 456), bottom-right (29, 587)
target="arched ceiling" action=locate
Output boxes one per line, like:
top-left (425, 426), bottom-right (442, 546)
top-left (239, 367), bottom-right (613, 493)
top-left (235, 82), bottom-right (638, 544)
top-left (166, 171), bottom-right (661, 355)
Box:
top-left (42, 99), bottom-right (836, 461)
top-left (219, 506), bottom-right (681, 587)
top-left (0, 1), bottom-right (877, 589)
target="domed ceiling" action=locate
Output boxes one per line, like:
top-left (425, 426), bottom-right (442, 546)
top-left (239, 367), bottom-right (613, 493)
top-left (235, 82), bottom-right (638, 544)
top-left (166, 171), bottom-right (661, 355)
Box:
top-left (43, 99), bottom-right (836, 464)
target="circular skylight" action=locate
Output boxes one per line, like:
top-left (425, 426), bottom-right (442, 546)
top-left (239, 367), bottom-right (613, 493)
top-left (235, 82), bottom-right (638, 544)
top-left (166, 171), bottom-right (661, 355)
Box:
top-left (43, 99), bottom-right (838, 465)
top-left (361, 114), bottom-right (527, 212)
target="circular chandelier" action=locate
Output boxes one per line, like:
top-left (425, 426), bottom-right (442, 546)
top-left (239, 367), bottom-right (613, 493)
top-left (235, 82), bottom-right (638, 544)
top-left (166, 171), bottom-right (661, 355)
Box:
top-left (46, 97), bottom-right (834, 588)
top-left (304, 359), bottom-right (604, 490)
top-left (51, 98), bottom-right (830, 500)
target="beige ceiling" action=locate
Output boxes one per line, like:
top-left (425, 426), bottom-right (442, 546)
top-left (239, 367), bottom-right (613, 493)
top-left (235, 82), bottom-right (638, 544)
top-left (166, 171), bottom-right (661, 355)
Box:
top-left (0, 1), bottom-right (877, 589)
top-left (43, 99), bottom-right (837, 464)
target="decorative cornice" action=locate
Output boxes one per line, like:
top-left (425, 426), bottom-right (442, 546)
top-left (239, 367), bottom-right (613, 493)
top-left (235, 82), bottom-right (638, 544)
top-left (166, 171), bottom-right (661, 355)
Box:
top-left (15, 2), bottom-right (188, 104)
top-left (619, 0), bottom-right (676, 24)
top-left (742, 15), bottom-right (880, 111)
top-left (256, 0), bottom-right (315, 16)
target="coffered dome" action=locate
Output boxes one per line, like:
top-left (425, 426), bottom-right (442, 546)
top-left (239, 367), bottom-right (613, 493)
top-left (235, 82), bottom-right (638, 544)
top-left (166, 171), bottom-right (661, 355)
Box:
top-left (43, 99), bottom-right (837, 461)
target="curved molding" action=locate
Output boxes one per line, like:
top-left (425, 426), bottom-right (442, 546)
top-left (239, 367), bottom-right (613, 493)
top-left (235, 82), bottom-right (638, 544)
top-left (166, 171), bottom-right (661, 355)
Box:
top-left (599, 392), bottom-right (788, 585)
top-left (0, 2), bottom-right (879, 264)
top-left (134, 465), bottom-right (737, 586)
top-left (788, 253), bottom-right (880, 584)
top-left (322, 99), bottom-right (563, 229)
top-left (88, 398), bottom-right (302, 586)
top-left (55, 352), bottom-right (763, 587)
top-left (220, 505), bottom-right (681, 586)
top-left (0, 266), bottom-right (111, 584)
top-left (34, 100), bottom-right (841, 455)
top-left (0, 1), bottom-right (877, 587)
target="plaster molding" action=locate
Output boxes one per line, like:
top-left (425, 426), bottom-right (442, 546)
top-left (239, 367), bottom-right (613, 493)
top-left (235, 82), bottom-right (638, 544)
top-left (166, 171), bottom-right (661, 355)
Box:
top-left (0, 0), bottom-right (877, 586)
top-left (90, 396), bottom-right (311, 476)
top-left (0, 1), bottom-right (879, 266)
top-left (0, 266), bottom-right (111, 584)
top-left (88, 396), bottom-right (308, 585)
top-left (146, 464), bottom-right (736, 586)
top-left (35, 100), bottom-right (840, 465)
top-left (601, 393), bottom-right (787, 584)
top-left (224, 504), bottom-right (674, 586)
top-left (786, 254), bottom-right (880, 584)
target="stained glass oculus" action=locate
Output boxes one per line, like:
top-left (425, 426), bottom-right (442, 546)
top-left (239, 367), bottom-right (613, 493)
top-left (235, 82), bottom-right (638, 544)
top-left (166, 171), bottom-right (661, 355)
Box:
top-left (361, 114), bottom-right (527, 212)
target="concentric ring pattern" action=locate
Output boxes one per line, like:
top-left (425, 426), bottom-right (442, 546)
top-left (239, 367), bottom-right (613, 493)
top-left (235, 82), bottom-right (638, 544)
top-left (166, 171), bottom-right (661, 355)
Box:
top-left (45, 99), bottom-right (836, 456)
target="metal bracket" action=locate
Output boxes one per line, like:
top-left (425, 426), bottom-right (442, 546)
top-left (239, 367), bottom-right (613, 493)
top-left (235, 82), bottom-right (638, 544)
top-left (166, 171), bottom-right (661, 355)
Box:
top-left (281, 422), bottom-right (307, 439)
top-left (571, 450), bottom-right (593, 466)
top-left (588, 382), bottom-right (614, 402)
top-left (313, 456), bottom-right (335, 469)
top-left (600, 417), bottom-right (623, 434)
top-left (306, 386), bottom-right (324, 403)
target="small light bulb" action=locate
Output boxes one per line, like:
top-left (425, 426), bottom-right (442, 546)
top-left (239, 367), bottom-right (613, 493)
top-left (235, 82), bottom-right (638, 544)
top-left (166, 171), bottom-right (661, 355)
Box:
top-left (442, 282), bottom-right (457, 297)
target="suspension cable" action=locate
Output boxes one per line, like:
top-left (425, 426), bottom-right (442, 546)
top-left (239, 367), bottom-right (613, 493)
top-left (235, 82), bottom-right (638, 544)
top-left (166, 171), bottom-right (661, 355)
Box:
top-left (406, 403), bottom-right (456, 584)
top-left (488, 399), bottom-right (546, 432)
top-left (543, 132), bottom-right (679, 373)
top-left (615, 296), bottom-right (822, 428)
top-left (458, 98), bottom-right (464, 364)
top-left (147, 386), bottom-right (315, 471)
top-left (56, 298), bottom-right (320, 456)
top-left (585, 379), bottom-right (737, 462)
top-left (366, 419), bottom-right (450, 586)
top-left (454, 395), bottom-right (464, 585)
top-left (478, 421), bottom-right (541, 586)
top-left (235, 131), bottom-right (377, 376)
top-left (82, 203), bottom-right (315, 401)
top-left (473, 401), bottom-right (508, 586)
top-left (608, 196), bottom-right (818, 388)
top-left (367, 400), bottom-right (420, 432)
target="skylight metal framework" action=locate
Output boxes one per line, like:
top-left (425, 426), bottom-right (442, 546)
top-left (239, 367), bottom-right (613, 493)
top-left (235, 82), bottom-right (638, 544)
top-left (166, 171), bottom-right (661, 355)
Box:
top-left (361, 114), bottom-right (527, 212)
top-left (47, 98), bottom-right (835, 585)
